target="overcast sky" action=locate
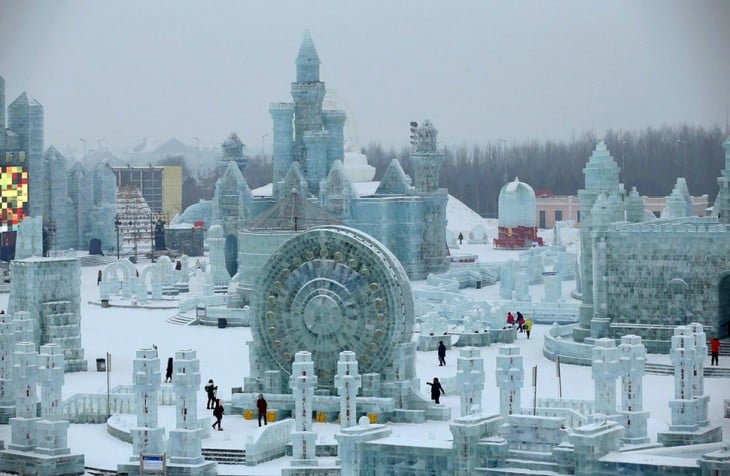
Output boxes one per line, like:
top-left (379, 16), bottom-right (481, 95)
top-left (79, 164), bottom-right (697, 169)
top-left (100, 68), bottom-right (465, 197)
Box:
top-left (1, 0), bottom-right (729, 157)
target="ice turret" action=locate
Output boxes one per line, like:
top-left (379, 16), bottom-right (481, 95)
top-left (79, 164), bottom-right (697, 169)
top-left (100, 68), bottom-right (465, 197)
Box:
top-left (296, 30), bottom-right (320, 83)
top-left (715, 136), bottom-right (730, 224)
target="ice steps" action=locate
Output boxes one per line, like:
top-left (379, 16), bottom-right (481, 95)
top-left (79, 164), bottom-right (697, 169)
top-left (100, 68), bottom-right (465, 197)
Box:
top-left (166, 314), bottom-right (197, 326)
top-left (201, 447), bottom-right (246, 465)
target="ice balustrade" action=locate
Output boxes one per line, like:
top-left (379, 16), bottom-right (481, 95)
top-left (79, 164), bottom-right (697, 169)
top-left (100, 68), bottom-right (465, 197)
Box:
top-left (245, 419), bottom-right (295, 466)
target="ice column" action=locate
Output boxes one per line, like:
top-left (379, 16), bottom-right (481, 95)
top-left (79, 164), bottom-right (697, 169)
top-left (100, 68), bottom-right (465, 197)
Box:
top-left (457, 347), bottom-right (484, 417)
top-left (689, 322), bottom-right (709, 426)
top-left (499, 260), bottom-right (515, 300)
top-left (334, 351), bottom-right (361, 429)
top-left (495, 345), bottom-right (523, 417)
top-left (36, 344), bottom-right (71, 455)
top-left (617, 335), bottom-right (649, 444)
top-left (129, 348), bottom-right (164, 461)
top-left (168, 349), bottom-right (208, 467)
top-left (0, 311), bottom-right (16, 413)
top-left (658, 325), bottom-right (722, 446)
top-left (668, 326), bottom-right (701, 431)
top-left (592, 338), bottom-right (620, 416)
top-left (543, 274), bottom-right (562, 303)
top-left (208, 225), bottom-right (230, 287)
top-left (9, 342), bottom-right (38, 451)
top-left (514, 267), bottom-right (530, 302)
top-left (289, 351), bottom-right (318, 467)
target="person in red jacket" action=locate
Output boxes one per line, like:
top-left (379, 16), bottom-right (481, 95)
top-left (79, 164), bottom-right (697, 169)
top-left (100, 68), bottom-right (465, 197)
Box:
top-left (710, 337), bottom-right (720, 366)
top-left (506, 312), bottom-right (515, 326)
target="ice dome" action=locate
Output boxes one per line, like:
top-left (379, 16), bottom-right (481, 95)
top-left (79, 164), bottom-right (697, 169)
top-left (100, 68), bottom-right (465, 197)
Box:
top-left (498, 177), bottom-right (537, 227)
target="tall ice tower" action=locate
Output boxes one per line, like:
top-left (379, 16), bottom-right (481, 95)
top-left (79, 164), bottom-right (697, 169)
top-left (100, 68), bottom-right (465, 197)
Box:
top-left (8, 92), bottom-right (44, 218)
top-left (271, 31), bottom-right (346, 197)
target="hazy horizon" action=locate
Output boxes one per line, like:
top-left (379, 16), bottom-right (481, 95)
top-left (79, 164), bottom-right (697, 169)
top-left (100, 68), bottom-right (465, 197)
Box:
top-left (1, 0), bottom-right (729, 158)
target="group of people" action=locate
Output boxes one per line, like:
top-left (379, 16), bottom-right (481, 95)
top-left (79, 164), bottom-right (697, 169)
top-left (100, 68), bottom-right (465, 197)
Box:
top-left (205, 379), bottom-right (224, 430)
top-left (205, 379), bottom-right (269, 430)
top-left (506, 311), bottom-right (533, 338)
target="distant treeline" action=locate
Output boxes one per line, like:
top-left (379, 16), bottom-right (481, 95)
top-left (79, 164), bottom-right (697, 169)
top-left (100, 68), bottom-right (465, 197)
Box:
top-left (178, 124), bottom-right (727, 217)
top-left (363, 124), bottom-right (727, 218)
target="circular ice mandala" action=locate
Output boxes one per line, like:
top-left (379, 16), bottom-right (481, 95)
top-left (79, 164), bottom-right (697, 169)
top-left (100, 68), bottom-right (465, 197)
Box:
top-left (252, 226), bottom-right (414, 388)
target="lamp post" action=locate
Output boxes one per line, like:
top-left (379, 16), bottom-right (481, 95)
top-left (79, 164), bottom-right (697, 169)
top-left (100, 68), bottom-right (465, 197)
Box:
top-left (129, 220), bottom-right (138, 263)
top-left (150, 214), bottom-right (156, 263)
top-left (194, 137), bottom-right (200, 180)
top-left (114, 215), bottom-right (122, 260)
top-left (261, 133), bottom-right (268, 156)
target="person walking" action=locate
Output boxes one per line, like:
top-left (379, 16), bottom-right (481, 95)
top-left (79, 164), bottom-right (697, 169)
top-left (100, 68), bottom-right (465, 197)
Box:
top-left (426, 377), bottom-right (445, 405)
top-left (164, 357), bottom-right (173, 383)
top-left (97, 270), bottom-right (102, 286)
top-left (256, 394), bottom-right (268, 427)
top-left (516, 312), bottom-right (525, 333)
top-left (525, 318), bottom-right (533, 339)
top-left (212, 399), bottom-right (224, 431)
top-left (458, 232), bottom-right (464, 245)
top-left (710, 337), bottom-right (720, 366)
top-left (205, 379), bottom-right (217, 409)
top-left (437, 340), bottom-right (447, 366)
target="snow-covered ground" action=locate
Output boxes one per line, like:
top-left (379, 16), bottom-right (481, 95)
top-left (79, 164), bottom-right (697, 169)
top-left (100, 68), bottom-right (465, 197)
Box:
top-left (0, 202), bottom-right (726, 475)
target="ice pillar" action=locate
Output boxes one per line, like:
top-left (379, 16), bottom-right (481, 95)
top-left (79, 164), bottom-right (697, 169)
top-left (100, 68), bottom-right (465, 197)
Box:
top-left (9, 342), bottom-right (39, 451)
top-left (500, 261), bottom-right (515, 300)
top-left (668, 326), bottom-right (702, 431)
top-left (617, 335), bottom-right (649, 444)
top-left (658, 325), bottom-right (722, 446)
top-left (129, 348), bottom-right (164, 461)
top-left (36, 343), bottom-right (71, 456)
top-left (334, 351), bottom-right (361, 429)
top-left (495, 345), bottom-right (523, 417)
top-left (208, 225), bottom-right (230, 287)
top-left (289, 351), bottom-right (318, 467)
top-left (270, 103), bottom-right (295, 198)
top-left (689, 322), bottom-right (709, 426)
top-left (592, 338), bottom-right (619, 416)
top-left (168, 349), bottom-right (208, 466)
top-left (0, 311), bottom-right (16, 412)
top-left (457, 347), bottom-right (484, 417)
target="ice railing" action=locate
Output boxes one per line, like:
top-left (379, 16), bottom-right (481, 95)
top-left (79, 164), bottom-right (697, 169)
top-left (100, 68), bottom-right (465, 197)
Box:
top-left (245, 418), bottom-right (295, 466)
top-left (543, 323), bottom-right (593, 365)
top-left (610, 217), bottom-right (728, 233)
top-left (529, 398), bottom-right (595, 428)
top-left (62, 385), bottom-right (176, 423)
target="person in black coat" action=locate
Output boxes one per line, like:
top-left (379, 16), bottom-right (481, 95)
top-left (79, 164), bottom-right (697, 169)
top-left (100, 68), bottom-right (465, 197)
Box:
top-left (437, 341), bottom-right (447, 366)
top-left (212, 398), bottom-right (224, 431)
top-left (204, 379), bottom-right (217, 409)
top-left (165, 357), bottom-right (173, 383)
top-left (427, 377), bottom-right (445, 404)
top-left (256, 394), bottom-right (268, 427)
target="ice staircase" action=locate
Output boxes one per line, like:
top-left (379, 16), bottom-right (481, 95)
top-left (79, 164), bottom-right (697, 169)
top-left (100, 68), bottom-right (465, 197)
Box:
top-left (201, 447), bottom-right (246, 465)
top-left (166, 313), bottom-right (197, 326)
top-left (502, 448), bottom-right (561, 474)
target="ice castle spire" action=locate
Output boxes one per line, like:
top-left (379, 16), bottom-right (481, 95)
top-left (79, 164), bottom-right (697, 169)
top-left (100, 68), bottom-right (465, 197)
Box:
top-left (296, 30), bottom-right (320, 82)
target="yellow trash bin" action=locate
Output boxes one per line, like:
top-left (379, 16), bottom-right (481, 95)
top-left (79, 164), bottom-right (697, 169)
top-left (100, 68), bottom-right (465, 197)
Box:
top-left (266, 410), bottom-right (277, 423)
top-left (368, 413), bottom-right (378, 424)
top-left (243, 409), bottom-right (253, 420)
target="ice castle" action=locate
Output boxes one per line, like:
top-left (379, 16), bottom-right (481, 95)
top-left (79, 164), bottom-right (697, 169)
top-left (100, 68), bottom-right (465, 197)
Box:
top-left (197, 31), bottom-right (449, 306)
top-left (571, 138), bottom-right (730, 351)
